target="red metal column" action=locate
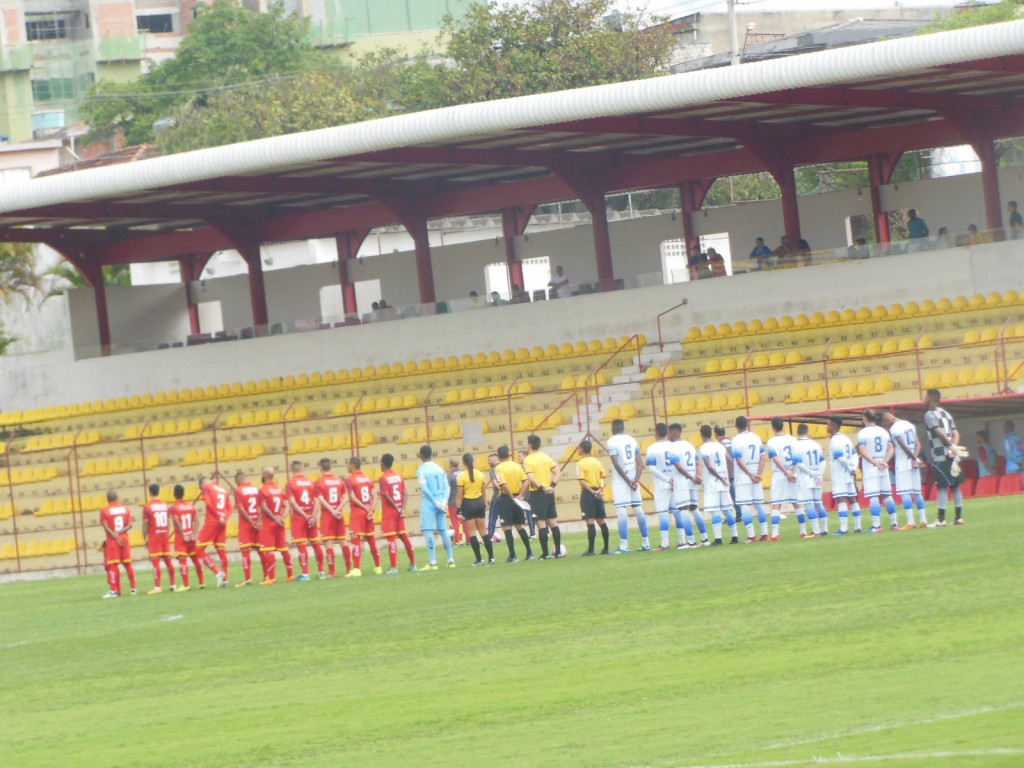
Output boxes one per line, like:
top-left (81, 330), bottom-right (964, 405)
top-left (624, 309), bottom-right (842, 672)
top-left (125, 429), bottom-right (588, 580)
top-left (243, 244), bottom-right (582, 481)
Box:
top-left (868, 154), bottom-right (896, 245)
top-left (576, 187), bottom-right (615, 289)
top-left (501, 206), bottom-right (531, 290)
top-left (775, 166), bottom-right (802, 246)
top-left (85, 266), bottom-right (112, 356)
top-left (335, 230), bottom-right (369, 316)
top-left (407, 217), bottom-right (436, 305)
top-left (678, 179), bottom-right (712, 254)
top-left (242, 245), bottom-right (270, 328)
top-left (179, 255), bottom-right (201, 335)
top-left (973, 136), bottom-right (1003, 233)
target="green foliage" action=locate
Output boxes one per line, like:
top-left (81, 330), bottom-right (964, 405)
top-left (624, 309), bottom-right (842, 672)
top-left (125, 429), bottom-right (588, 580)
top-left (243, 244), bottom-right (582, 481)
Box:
top-left (704, 172), bottom-right (781, 207)
top-left (920, 0), bottom-right (1021, 32)
top-left (422, 0), bottom-right (673, 107)
top-left (84, 0), bottom-right (328, 145)
top-left (0, 503), bottom-right (1021, 766)
top-left (0, 242), bottom-right (43, 305)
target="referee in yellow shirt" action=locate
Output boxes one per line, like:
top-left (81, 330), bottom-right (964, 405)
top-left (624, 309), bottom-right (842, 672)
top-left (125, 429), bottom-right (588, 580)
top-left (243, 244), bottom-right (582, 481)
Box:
top-left (455, 453), bottom-right (493, 566)
top-left (577, 439), bottom-right (610, 555)
top-left (523, 434), bottom-right (563, 559)
top-left (494, 445), bottom-right (534, 563)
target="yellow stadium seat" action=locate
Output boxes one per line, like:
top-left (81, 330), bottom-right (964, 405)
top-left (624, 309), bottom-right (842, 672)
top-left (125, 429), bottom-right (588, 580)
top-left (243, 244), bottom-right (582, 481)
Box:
top-left (778, 315), bottom-right (794, 330)
top-left (710, 394), bottom-right (728, 411)
top-left (704, 359), bottom-right (722, 374)
top-left (918, 335), bottom-right (934, 349)
top-left (717, 322), bottom-right (732, 338)
top-left (888, 304), bottom-right (905, 319)
top-left (865, 341), bottom-right (882, 356)
top-left (824, 310), bottom-right (841, 325)
top-left (720, 357), bottom-right (737, 372)
top-left (951, 295), bottom-right (969, 311)
top-left (644, 366), bottom-right (662, 380)
top-left (830, 344), bottom-right (850, 360)
top-left (785, 351), bottom-right (803, 365)
top-left (696, 395), bottom-right (712, 411)
top-left (980, 328), bottom-right (999, 342)
top-left (839, 380), bottom-right (858, 398)
top-left (881, 340), bottom-right (899, 354)
top-left (1001, 289), bottom-right (1019, 305)
top-left (856, 378), bottom-right (875, 396)
top-left (939, 370), bottom-right (957, 388)
top-left (871, 305), bottom-right (887, 321)
top-left (768, 352), bottom-right (786, 367)
top-left (963, 329), bottom-right (981, 344)
top-left (683, 327), bottom-right (701, 343)
top-left (956, 368), bottom-right (974, 386)
top-left (839, 308), bottom-right (856, 324)
top-left (751, 354), bottom-right (769, 368)
top-left (732, 320), bottom-right (748, 336)
top-left (600, 405), bottom-right (621, 424)
top-left (763, 318), bottom-right (779, 332)
top-left (974, 365), bottom-right (996, 383)
top-left (747, 319), bottom-right (764, 333)
top-left (787, 385), bottom-right (808, 403)
top-left (678, 396), bottom-right (697, 414)
top-left (849, 342), bottom-right (866, 357)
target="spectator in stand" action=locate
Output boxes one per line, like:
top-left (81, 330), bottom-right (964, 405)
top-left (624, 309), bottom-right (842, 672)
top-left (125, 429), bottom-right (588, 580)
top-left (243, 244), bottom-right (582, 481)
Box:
top-left (797, 238), bottom-right (812, 267)
top-left (966, 223), bottom-right (983, 246)
top-left (750, 236), bottom-right (772, 269)
top-left (687, 244), bottom-right (709, 280)
top-left (490, 290), bottom-right (506, 306)
top-left (510, 284), bottom-right (530, 304)
top-left (707, 248), bottom-right (727, 277)
top-left (770, 235), bottom-right (795, 265)
top-left (1003, 420), bottom-right (1024, 474)
top-left (975, 431), bottom-right (998, 478)
top-left (906, 208), bottom-right (929, 251)
top-left (548, 265), bottom-right (573, 298)
top-left (847, 238), bottom-right (869, 259)
top-left (1008, 200), bottom-right (1023, 239)
top-left (935, 227), bottom-right (954, 250)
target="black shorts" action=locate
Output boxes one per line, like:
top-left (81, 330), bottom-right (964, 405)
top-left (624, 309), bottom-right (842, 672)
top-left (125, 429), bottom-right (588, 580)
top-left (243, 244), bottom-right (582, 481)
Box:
top-left (529, 490), bottom-right (557, 520)
top-left (460, 497), bottom-right (486, 520)
top-left (932, 458), bottom-right (963, 489)
top-left (580, 493), bottom-right (606, 520)
top-left (497, 496), bottom-right (526, 527)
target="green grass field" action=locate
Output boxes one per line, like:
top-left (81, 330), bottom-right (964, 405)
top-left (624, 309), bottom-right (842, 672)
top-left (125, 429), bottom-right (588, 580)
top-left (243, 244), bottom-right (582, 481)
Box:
top-left (2, 499), bottom-right (1022, 768)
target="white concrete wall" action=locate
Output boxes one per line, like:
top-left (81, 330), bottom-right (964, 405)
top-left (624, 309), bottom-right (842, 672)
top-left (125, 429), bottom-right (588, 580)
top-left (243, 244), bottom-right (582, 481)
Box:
top-left (67, 281), bottom-right (192, 356)
top-left (3, 239), bottom-right (1022, 411)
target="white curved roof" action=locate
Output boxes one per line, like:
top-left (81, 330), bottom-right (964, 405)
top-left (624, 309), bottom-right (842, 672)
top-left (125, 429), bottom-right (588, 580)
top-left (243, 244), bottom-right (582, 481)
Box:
top-left (1, 20), bottom-right (1023, 215)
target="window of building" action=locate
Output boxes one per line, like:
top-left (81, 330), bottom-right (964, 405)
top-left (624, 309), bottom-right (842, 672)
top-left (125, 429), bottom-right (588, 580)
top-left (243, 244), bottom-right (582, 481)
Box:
top-left (31, 78), bottom-right (76, 102)
top-left (137, 14), bottom-right (173, 33)
top-left (26, 17), bottom-right (67, 41)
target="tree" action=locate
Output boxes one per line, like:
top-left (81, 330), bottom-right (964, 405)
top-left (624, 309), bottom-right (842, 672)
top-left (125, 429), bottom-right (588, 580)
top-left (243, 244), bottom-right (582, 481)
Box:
top-left (84, 0), bottom-right (328, 145)
top-left (920, 0), bottom-right (1020, 32)
top-left (416, 0), bottom-right (674, 108)
top-left (139, 0), bottom-right (674, 151)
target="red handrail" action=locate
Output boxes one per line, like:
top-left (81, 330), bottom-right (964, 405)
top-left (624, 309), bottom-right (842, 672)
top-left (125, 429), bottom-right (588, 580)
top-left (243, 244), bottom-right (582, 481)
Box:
top-left (914, 325), bottom-right (928, 400)
top-left (821, 338), bottom-right (833, 411)
top-left (741, 347), bottom-right (755, 416)
top-left (138, 418), bottom-right (151, 495)
top-left (5, 427), bottom-right (19, 572)
top-left (657, 297), bottom-right (688, 352)
top-left (504, 376), bottom-right (521, 446)
top-left (996, 315), bottom-right (1013, 394)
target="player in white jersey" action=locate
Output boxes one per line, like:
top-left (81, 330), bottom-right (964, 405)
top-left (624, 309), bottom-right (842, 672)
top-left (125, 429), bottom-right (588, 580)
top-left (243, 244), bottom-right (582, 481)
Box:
top-left (699, 425), bottom-right (738, 545)
top-left (826, 415), bottom-right (862, 535)
top-left (794, 423), bottom-right (828, 537)
top-left (765, 417), bottom-right (803, 540)
top-left (606, 418), bottom-right (651, 553)
top-left (882, 411), bottom-right (928, 529)
top-left (731, 416), bottom-right (769, 541)
top-left (668, 423), bottom-right (709, 547)
top-left (645, 423), bottom-right (687, 550)
top-left (857, 409), bottom-right (899, 532)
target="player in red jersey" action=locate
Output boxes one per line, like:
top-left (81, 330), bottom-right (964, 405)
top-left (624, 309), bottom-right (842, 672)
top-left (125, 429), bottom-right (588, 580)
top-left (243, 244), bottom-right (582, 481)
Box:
top-left (141, 483), bottom-right (175, 594)
top-left (218, 470), bottom-right (264, 586)
top-left (314, 457), bottom-right (351, 578)
top-left (345, 456), bottom-right (381, 577)
top-left (100, 489), bottom-right (137, 598)
top-left (197, 475), bottom-right (232, 587)
top-left (258, 466), bottom-right (294, 585)
top-left (379, 453), bottom-right (417, 574)
top-left (286, 460), bottom-right (325, 581)
top-left (170, 484), bottom-right (218, 591)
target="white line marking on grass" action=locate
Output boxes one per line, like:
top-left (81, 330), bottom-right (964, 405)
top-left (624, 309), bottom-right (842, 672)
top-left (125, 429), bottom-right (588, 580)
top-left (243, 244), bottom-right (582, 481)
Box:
top-left (668, 748), bottom-right (1024, 768)
top-left (758, 701), bottom-right (1024, 753)
top-left (161, 614), bottom-right (183, 622)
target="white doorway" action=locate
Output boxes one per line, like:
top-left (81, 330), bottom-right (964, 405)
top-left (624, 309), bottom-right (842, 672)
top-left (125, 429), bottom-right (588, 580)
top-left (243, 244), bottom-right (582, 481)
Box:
top-left (197, 301), bottom-right (224, 334)
top-left (354, 279), bottom-right (382, 315)
top-left (319, 285), bottom-right (344, 323)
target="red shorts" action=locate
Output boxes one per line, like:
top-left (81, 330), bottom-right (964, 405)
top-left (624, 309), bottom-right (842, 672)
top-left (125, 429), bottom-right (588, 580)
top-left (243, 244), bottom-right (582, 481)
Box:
top-left (290, 511), bottom-right (320, 543)
top-left (197, 519), bottom-right (226, 548)
top-left (381, 505), bottom-right (407, 537)
top-left (237, 518), bottom-right (261, 550)
top-left (105, 535), bottom-right (131, 565)
top-left (320, 510), bottom-right (347, 541)
top-left (175, 536), bottom-right (197, 558)
top-left (260, 522), bottom-right (289, 552)
top-left (349, 508), bottom-right (377, 537)
top-left (147, 533), bottom-right (171, 558)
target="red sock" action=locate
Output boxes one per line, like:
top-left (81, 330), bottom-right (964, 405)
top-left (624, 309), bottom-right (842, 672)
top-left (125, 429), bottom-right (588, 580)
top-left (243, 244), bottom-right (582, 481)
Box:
top-left (325, 545), bottom-right (336, 577)
top-left (448, 508), bottom-right (460, 542)
top-left (311, 541), bottom-right (324, 572)
top-left (399, 533), bottom-right (416, 566)
top-left (387, 538), bottom-right (398, 569)
top-left (151, 559), bottom-right (162, 589)
top-left (192, 555), bottom-right (205, 586)
top-left (199, 551), bottom-right (220, 575)
top-left (342, 542), bottom-right (352, 573)
top-left (217, 547), bottom-right (229, 577)
top-left (297, 543), bottom-right (309, 575)
top-left (241, 549), bottom-right (252, 582)
top-left (352, 538), bottom-right (362, 570)
top-left (367, 536), bottom-right (381, 567)
top-left (282, 550), bottom-right (294, 579)
top-left (106, 564), bottom-right (120, 594)
top-left (124, 562), bottom-right (137, 590)
top-left (163, 557), bottom-right (176, 587)
top-left (263, 551), bottom-right (276, 581)
top-left (179, 557), bottom-right (190, 588)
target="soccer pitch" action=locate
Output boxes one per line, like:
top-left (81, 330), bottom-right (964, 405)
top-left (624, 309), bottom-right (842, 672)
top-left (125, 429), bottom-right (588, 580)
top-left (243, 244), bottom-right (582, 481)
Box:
top-left (2, 500), bottom-right (1021, 768)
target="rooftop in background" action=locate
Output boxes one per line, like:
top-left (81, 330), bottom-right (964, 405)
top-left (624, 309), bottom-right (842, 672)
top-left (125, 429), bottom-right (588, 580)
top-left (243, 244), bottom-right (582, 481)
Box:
top-left (673, 17), bottom-right (935, 72)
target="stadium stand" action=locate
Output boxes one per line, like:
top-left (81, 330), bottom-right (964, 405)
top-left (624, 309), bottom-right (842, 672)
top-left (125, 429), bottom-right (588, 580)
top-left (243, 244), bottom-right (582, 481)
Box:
top-left (1, 287), bottom-right (1022, 576)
